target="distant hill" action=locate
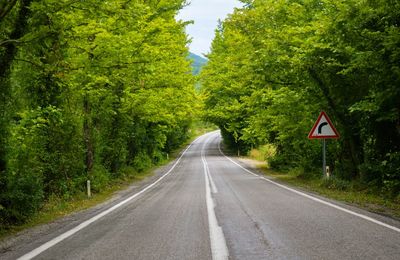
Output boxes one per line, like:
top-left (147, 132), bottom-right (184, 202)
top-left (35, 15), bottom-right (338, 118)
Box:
top-left (188, 52), bottom-right (208, 75)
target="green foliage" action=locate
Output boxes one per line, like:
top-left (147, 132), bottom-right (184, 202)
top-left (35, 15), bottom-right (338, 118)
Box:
top-left (132, 152), bottom-right (153, 173)
top-left (89, 165), bottom-right (111, 193)
top-left (320, 177), bottom-right (351, 192)
top-left (202, 0), bottom-right (399, 196)
top-left (1, 168), bottom-right (44, 224)
top-left (0, 0), bottom-right (196, 226)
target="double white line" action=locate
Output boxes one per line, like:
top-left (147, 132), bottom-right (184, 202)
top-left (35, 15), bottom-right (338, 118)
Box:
top-left (201, 134), bottom-right (229, 260)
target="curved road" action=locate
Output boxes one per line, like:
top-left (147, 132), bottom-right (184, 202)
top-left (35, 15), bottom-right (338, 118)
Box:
top-left (3, 132), bottom-right (400, 260)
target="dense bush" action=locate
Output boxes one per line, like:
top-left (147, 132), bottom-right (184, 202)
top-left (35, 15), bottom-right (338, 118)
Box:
top-left (0, 0), bottom-right (196, 226)
top-left (201, 0), bottom-right (399, 196)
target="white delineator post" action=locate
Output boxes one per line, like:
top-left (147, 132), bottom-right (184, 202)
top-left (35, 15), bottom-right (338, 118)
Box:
top-left (87, 180), bottom-right (91, 198)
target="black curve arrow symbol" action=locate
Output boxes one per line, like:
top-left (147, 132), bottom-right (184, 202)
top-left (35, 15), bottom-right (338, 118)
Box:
top-left (318, 122), bottom-right (328, 134)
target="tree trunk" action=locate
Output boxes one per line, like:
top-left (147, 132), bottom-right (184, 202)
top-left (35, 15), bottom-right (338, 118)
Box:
top-left (83, 95), bottom-right (94, 174)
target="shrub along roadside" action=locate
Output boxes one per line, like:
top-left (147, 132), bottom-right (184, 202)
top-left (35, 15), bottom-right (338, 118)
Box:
top-left (245, 147), bottom-right (400, 219)
top-left (0, 129), bottom-right (204, 241)
top-left (201, 0), bottom-right (400, 199)
top-left (0, 0), bottom-right (197, 232)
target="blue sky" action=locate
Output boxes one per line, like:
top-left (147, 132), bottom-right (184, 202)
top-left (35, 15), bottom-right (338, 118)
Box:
top-left (177, 0), bottom-right (243, 57)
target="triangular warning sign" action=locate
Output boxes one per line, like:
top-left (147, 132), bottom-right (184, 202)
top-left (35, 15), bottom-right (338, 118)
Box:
top-left (308, 111), bottom-right (340, 139)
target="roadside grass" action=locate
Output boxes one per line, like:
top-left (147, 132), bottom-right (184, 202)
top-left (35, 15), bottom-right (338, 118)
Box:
top-left (0, 168), bottom-right (157, 240)
top-left (248, 144), bottom-right (276, 164)
top-left (0, 127), bottom-right (209, 241)
top-left (245, 148), bottom-right (400, 219)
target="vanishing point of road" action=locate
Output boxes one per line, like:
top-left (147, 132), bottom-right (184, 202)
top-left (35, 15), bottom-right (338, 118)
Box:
top-left (3, 131), bottom-right (400, 260)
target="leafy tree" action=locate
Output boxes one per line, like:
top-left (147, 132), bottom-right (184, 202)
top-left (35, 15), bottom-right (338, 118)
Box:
top-left (202, 0), bottom-right (399, 195)
top-left (1, 0), bottom-right (196, 226)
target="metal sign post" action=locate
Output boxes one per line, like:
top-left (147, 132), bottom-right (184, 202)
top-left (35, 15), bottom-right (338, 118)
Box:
top-left (308, 111), bottom-right (340, 178)
top-left (322, 139), bottom-right (326, 177)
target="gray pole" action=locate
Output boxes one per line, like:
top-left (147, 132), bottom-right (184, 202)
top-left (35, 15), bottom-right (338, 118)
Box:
top-left (322, 139), bottom-right (326, 178)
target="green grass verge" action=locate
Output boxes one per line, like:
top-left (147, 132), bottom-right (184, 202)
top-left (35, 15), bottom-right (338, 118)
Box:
top-left (0, 168), bottom-right (158, 240)
top-left (245, 151), bottom-right (400, 219)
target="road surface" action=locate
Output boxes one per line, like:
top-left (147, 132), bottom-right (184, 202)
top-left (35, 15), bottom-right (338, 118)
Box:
top-left (2, 131), bottom-right (400, 260)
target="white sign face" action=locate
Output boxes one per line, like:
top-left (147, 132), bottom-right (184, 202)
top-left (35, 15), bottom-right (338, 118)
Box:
top-left (308, 111), bottom-right (340, 139)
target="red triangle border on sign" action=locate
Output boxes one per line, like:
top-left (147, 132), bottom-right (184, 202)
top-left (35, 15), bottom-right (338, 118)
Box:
top-left (308, 111), bottom-right (340, 139)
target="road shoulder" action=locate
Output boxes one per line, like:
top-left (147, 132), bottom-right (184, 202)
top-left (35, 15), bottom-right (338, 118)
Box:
top-left (234, 157), bottom-right (400, 228)
top-left (0, 147), bottom-right (187, 257)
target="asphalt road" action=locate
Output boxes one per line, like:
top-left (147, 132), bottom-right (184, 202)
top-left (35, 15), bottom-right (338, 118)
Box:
top-left (2, 131), bottom-right (400, 260)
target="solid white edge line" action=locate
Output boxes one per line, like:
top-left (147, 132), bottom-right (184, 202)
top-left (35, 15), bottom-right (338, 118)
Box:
top-left (17, 135), bottom-right (205, 260)
top-left (217, 137), bottom-right (400, 234)
top-left (202, 135), bottom-right (229, 260)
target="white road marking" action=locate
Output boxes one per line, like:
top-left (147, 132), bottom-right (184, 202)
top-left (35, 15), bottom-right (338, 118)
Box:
top-left (208, 170), bottom-right (218, 194)
top-left (205, 156), bottom-right (218, 194)
top-left (202, 135), bottom-right (229, 260)
top-left (216, 134), bottom-right (400, 234)
top-left (17, 135), bottom-right (204, 260)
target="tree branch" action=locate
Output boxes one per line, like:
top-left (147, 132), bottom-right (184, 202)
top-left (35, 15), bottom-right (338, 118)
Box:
top-left (0, 0), bottom-right (18, 22)
top-left (0, 38), bottom-right (22, 47)
top-left (14, 58), bottom-right (44, 69)
top-left (265, 80), bottom-right (294, 86)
